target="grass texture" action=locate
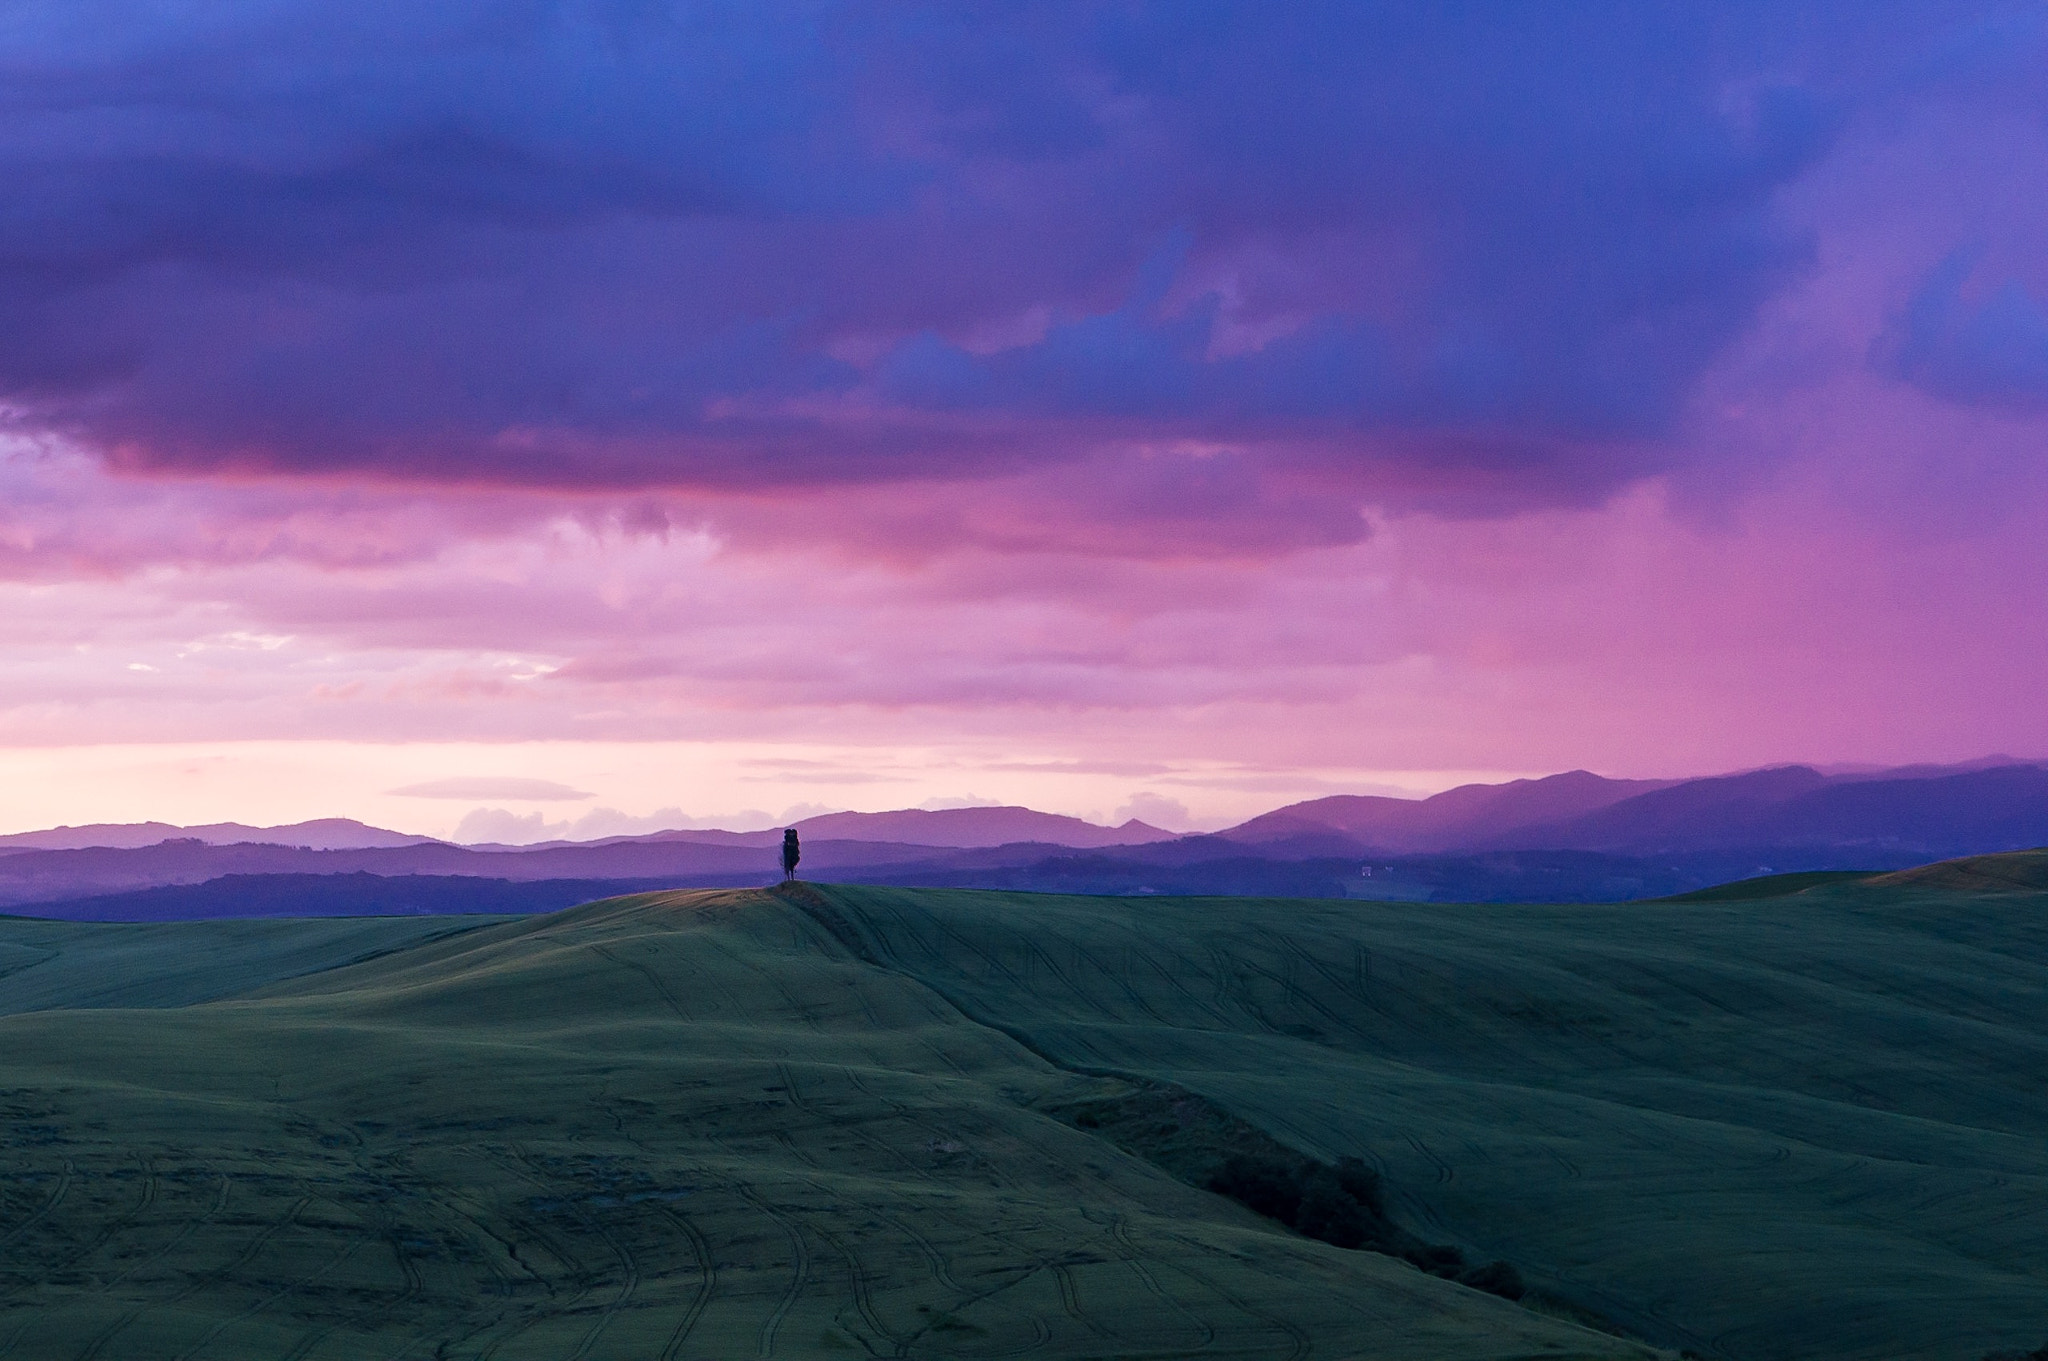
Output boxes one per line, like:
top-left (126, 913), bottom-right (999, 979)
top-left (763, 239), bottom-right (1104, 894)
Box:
top-left (0, 889), bottom-right (1648, 1361)
top-left (805, 875), bottom-right (2048, 1361)
top-left (1, 863), bottom-right (2041, 1361)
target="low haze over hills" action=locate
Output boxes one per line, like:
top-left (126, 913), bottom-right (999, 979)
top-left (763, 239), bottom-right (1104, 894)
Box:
top-left (780, 806), bottom-right (1177, 849)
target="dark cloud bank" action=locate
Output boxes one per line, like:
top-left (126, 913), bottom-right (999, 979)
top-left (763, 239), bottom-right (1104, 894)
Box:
top-left (0, 1), bottom-right (2036, 515)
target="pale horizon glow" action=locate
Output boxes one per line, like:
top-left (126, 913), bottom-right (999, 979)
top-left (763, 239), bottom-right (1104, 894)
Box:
top-left (0, 740), bottom-right (1566, 842)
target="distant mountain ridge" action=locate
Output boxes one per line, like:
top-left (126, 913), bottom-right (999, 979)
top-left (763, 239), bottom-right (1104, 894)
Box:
top-left (7, 805), bottom-right (1174, 857)
top-left (4, 757), bottom-right (2045, 914)
top-left (0, 818), bottom-right (443, 852)
top-left (1219, 770), bottom-right (1678, 852)
top-left (1228, 761), bottom-right (2048, 856)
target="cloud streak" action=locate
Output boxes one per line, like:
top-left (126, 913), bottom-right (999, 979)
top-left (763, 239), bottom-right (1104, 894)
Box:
top-left (390, 777), bottom-right (594, 801)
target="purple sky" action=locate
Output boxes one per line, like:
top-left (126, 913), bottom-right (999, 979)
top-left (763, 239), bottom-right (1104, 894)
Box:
top-left (1, 2), bottom-right (2046, 836)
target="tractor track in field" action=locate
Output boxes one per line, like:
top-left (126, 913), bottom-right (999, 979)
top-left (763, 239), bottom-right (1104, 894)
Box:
top-left (0, 1158), bottom-right (156, 1361)
top-left (653, 1202), bottom-right (717, 1361)
top-left (1275, 933), bottom-right (1379, 1016)
top-left (503, 1147), bottom-right (644, 1361)
top-left (884, 1212), bottom-right (964, 1297)
top-left (811, 1220), bottom-right (906, 1356)
top-left (32, 1183), bottom-right (313, 1361)
top-left (0, 1154), bottom-right (162, 1342)
top-left (1199, 945), bottom-right (1239, 1013)
top-left (928, 919), bottom-right (1037, 1003)
top-left (1229, 948), bottom-right (1369, 1044)
top-left (92, 1168), bottom-right (212, 1278)
top-left (0, 946), bottom-right (60, 989)
top-left (1150, 1248), bottom-right (1310, 1361)
top-left (793, 1069), bottom-right (932, 1180)
top-left (0, 1191), bottom-right (80, 1361)
top-left (1018, 938), bottom-right (1098, 1016)
top-left (302, 1130), bottom-right (530, 1361)
top-left (834, 1066), bottom-right (997, 1185)
top-left (1126, 942), bottom-right (1237, 1028)
top-left (815, 894), bottom-right (926, 976)
top-left (473, 1155), bottom-right (611, 1361)
top-left (899, 1258), bottom-right (1052, 1360)
top-left (169, 1211), bottom-right (370, 1358)
top-left (1404, 1135), bottom-right (1456, 1185)
top-left (1101, 1211), bottom-right (1217, 1352)
top-left (782, 890), bottom-right (1124, 1089)
top-left (590, 942), bottom-right (693, 1023)
top-left (73, 1172), bottom-right (232, 1361)
top-left (0, 1160), bottom-right (72, 1261)
top-left (564, 1210), bottom-right (640, 1361)
top-left (1046, 1257), bottom-right (1119, 1342)
top-left (397, 1168), bottom-right (606, 1361)
top-left (317, 1129), bottom-right (472, 1358)
top-left (1079, 942), bottom-right (1173, 1028)
top-left (735, 1183), bottom-right (810, 1359)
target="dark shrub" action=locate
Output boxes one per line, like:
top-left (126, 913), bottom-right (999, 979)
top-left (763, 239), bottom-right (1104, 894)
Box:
top-left (1982, 1348), bottom-right (2048, 1361)
top-left (1207, 1155), bottom-right (1306, 1225)
top-left (1458, 1259), bottom-right (1526, 1300)
top-left (1293, 1170), bottom-right (1367, 1249)
top-left (1333, 1156), bottom-right (1386, 1215)
top-left (1198, 1141), bottom-right (1530, 1307)
top-left (1412, 1243), bottom-right (1467, 1274)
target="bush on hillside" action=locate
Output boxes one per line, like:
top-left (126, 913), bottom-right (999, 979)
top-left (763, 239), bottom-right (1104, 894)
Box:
top-left (1333, 1155), bottom-right (1387, 1215)
top-left (1064, 1082), bottom-right (1529, 1306)
top-left (1414, 1242), bottom-right (1467, 1272)
top-left (1203, 1152), bottom-right (1526, 1300)
top-left (1458, 1259), bottom-right (1526, 1300)
top-left (1294, 1168), bottom-right (1368, 1249)
top-left (1207, 1154), bottom-right (1306, 1225)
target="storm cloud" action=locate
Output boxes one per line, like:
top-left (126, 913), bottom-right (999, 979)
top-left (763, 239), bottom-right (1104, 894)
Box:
top-left (0, 1), bottom-right (1953, 511)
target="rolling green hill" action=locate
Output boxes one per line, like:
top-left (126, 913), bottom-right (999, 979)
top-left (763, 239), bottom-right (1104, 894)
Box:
top-left (0, 913), bottom-right (495, 1016)
top-left (0, 865), bottom-right (2041, 1361)
top-left (0, 888), bottom-right (1650, 1360)
top-left (804, 877), bottom-right (2048, 1361)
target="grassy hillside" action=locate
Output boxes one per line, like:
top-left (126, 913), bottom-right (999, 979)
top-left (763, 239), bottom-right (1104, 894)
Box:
top-left (0, 913), bottom-right (494, 1015)
top-left (808, 878), bottom-right (2048, 1361)
top-left (4, 866), bottom-right (2039, 1361)
top-left (0, 890), bottom-right (1648, 1360)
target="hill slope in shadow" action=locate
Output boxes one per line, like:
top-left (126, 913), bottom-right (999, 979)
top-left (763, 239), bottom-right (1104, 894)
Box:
top-left (0, 888), bottom-right (1643, 1361)
top-left (805, 868), bottom-right (2048, 1361)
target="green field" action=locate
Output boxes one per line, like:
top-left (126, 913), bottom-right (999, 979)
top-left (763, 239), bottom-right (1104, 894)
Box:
top-left (0, 888), bottom-right (1649, 1360)
top-left (0, 865), bottom-right (2042, 1360)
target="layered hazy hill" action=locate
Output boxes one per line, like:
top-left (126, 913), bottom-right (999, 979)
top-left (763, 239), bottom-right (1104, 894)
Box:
top-left (1220, 769), bottom-right (1679, 850)
top-left (504, 805), bottom-right (1177, 852)
top-left (0, 818), bottom-right (441, 852)
top-left (1223, 760), bottom-right (2048, 855)
top-left (6, 758), bottom-right (2047, 917)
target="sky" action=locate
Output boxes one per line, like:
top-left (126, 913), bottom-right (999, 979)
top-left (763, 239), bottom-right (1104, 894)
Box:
top-left (3, 1), bottom-right (2048, 839)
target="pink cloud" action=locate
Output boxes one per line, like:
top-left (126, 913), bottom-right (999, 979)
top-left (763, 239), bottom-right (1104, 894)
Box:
top-left (0, 5), bottom-right (2046, 820)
